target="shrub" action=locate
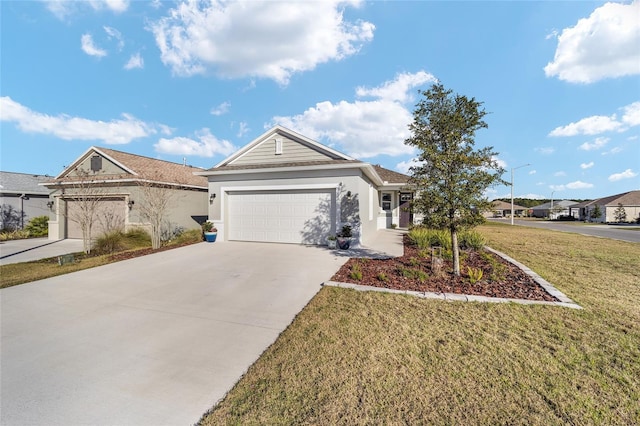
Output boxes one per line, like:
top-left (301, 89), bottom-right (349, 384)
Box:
top-left (467, 267), bottom-right (483, 284)
top-left (124, 228), bottom-right (152, 246)
top-left (458, 229), bottom-right (485, 250)
top-left (25, 215), bottom-right (49, 237)
top-left (172, 229), bottom-right (202, 245)
top-left (0, 230), bottom-right (30, 241)
top-left (409, 228), bottom-right (451, 249)
top-left (349, 263), bottom-right (363, 281)
top-left (93, 230), bottom-right (128, 255)
top-left (377, 272), bottom-right (389, 282)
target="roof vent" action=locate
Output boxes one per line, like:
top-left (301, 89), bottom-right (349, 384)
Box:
top-left (90, 155), bottom-right (102, 172)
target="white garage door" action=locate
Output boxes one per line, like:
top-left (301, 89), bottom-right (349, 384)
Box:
top-left (66, 198), bottom-right (126, 239)
top-left (228, 190), bottom-right (334, 244)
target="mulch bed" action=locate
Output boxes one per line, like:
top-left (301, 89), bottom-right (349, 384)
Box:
top-left (331, 235), bottom-right (557, 302)
top-left (107, 241), bottom-right (198, 262)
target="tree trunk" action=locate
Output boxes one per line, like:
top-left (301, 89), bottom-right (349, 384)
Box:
top-left (451, 228), bottom-right (460, 276)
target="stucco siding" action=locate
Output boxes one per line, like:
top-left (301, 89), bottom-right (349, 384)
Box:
top-left (231, 137), bottom-right (333, 166)
top-left (74, 154), bottom-right (129, 176)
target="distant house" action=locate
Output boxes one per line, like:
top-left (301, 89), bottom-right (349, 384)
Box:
top-left (581, 190), bottom-right (640, 223)
top-left (483, 200), bottom-right (528, 218)
top-left (0, 171), bottom-right (52, 230)
top-left (43, 147), bottom-right (208, 240)
top-left (530, 200), bottom-right (578, 219)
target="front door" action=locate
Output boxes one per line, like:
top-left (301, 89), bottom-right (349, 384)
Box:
top-left (399, 193), bottom-right (413, 228)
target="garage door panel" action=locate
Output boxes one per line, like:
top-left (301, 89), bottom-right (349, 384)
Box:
top-left (228, 190), bottom-right (334, 244)
top-left (66, 198), bottom-right (125, 239)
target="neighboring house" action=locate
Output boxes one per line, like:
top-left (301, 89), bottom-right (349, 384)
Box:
top-left (531, 200), bottom-right (578, 219)
top-left (581, 190), bottom-right (640, 223)
top-left (44, 147), bottom-right (208, 240)
top-left (196, 125), bottom-right (413, 247)
top-left (0, 171), bottom-right (52, 230)
top-left (483, 200), bottom-right (528, 218)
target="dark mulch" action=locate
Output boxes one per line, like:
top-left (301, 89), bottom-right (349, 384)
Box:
top-left (331, 235), bottom-right (557, 302)
top-left (107, 240), bottom-right (198, 262)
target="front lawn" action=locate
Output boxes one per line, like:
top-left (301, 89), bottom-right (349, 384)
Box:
top-left (200, 222), bottom-right (640, 425)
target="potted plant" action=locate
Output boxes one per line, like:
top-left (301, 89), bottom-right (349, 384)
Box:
top-left (336, 225), bottom-right (352, 250)
top-left (202, 221), bottom-right (218, 242)
top-left (327, 235), bottom-right (337, 249)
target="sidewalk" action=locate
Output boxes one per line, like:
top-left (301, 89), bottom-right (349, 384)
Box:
top-left (0, 238), bottom-right (85, 266)
top-left (332, 228), bottom-right (406, 259)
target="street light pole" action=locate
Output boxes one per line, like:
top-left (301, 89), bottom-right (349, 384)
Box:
top-left (550, 191), bottom-right (555, 220)
top-left (511, 164), bottom-right (531, 225)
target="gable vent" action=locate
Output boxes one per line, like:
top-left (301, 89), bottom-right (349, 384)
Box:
top-left (90, 155), bottom-right (102, 172)
top-left (275, 138), bottom-right (283, 155)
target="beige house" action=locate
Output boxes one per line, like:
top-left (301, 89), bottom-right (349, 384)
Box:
top-left (44, 147), bottom-right (208, 240)
top-left (582, 190), bottom-right (640, 223)
top-left (196, 126), bottom-right (412, 247)
top-left (484, 200), bottom-right (528, 218)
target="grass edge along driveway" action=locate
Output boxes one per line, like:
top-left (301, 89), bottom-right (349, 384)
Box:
top-left (200, 222), bottom-right (640, 425)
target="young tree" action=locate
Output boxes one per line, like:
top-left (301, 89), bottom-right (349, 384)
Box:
top-left (590, 204), bottom-right (602, 221)
top-left (405, 83), bottom-right (505, 276)
top-left (61, 169), bottom-right (108, 254)
top-left (613, 203), bottom-right (627, 223)
top-left (137, 175), bottom-right (182, 250)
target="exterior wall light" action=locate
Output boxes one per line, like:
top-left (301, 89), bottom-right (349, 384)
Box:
top-left (128, 200), bottom-right (135, 210)
top-left (47, 201), bottom-right (54, 210)
top-left (209, 193), bottom-right (216, 203)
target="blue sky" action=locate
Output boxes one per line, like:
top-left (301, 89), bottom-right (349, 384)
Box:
top-left (1, 0), bottom-right (638, 200)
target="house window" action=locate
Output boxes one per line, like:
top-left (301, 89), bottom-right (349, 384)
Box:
top-left (275, 138), bottom-right (283, 155)
top-left (382, 193), bottom-right (392, 211)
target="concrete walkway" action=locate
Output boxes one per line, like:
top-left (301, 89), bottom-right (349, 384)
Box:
top-left (333, 228), bottom-right (406, 259)
top-left (0, 238), bottom-right (84, 265)
top-left (1, 241), bottom-right (348, 426)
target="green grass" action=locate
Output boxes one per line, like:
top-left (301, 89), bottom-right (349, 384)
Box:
top-left (200, 222), bottom-right (640, 425)
top-left (0, 229), bottom-right (202, 289)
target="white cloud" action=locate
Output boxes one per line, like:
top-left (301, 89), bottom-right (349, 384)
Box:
top-left (492, 156), bottom-right (507, 169)
top-left (608, 168), bottom-right (638, 182)
top-left (236, 121), bottom-right (250, 138)
top-left (580, 161), bottom-right (594, 169)
top-left (622, 101), bottom-right (640, 127)
top-left (148, 0), bottom-right (375, 84)
top-left (528, 170), bottom-right (537, 175)
top-left (81, 33), bottom-right (107, 58)
top-left (124, 53), bottom-right (144, 70)
top-left (579, 137), bottom-right (610, 151)
top-left (45, 0), bottom-right (129, 19)
top-left (272, 71), bottom-right (435, 158)
top-left (395, 158), bottom-right (424, 174)
top-left (355, 71), bottom-right (436, 103)
top-left (103, 26), bottom-right (124, 51)
top-left (535, 146), bottom-right (555, 155)
top-left (550, 180), bottom-right (594, 191)
top-left (154, 128), bottom-right (236, 157)
top-left (544, 2), bottom-right (640, 83)
top-left (0, 96), bottom-right (155, 144)
top-left (602, 146), bottom-right (623, 155)
top-left (554, 171), bottom-right (567, 177)
top-left (210, 102), bottom-right (230, 116)
top-left (549, 115), bottom-right (622, 137)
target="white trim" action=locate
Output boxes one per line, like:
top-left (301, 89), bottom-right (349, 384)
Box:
top-left (44, 178), bottom-right (206, 190)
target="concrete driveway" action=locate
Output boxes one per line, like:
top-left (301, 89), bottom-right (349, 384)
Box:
top-left (0, 238), bottom-right (85, 266)
top-left (1, 241), bottom-right (348, 426)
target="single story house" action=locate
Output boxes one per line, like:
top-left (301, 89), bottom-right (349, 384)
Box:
top-left (44, 147), bottom-right (208, 240)
top-left (531, 200), bottom-right (578, 219)
top-left (0, 171), bottom-right (52, 230)
top-left (581, 190), bottom-right (640, 223)
top-left (196, 125), bottom-right (413, 247)
top-left (484, 200), bottom-right (528, 218)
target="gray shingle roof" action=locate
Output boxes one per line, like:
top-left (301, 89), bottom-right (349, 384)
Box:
top-left (372, 165), bottom-right (410, 184)
top-left (0, 171), bottom-right (51, 195)
top-left (593, 190), bottom-right (640, 206)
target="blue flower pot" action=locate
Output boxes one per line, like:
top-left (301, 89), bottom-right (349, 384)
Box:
top-left (204, 232), bottom-right (217, 242)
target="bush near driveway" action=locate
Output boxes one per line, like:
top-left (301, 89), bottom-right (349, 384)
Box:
top-left (200, 223), bottom-right (640, 425)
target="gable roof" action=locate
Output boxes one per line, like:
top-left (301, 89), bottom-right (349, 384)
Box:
top-left (213, 125), bottom-right (354, 169)
top-left (373, 165), bottom-right (410, 185)
top-left (530, 200), bottom-right (578, 209)
top-left (593, 190), bottom-right (640, 206)
top-left (0, 171), bottom-right (51, 195)
top-left (47, 147), bottom-right (207, 189)
top-left (491, 200), bottom-right (527, 210)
